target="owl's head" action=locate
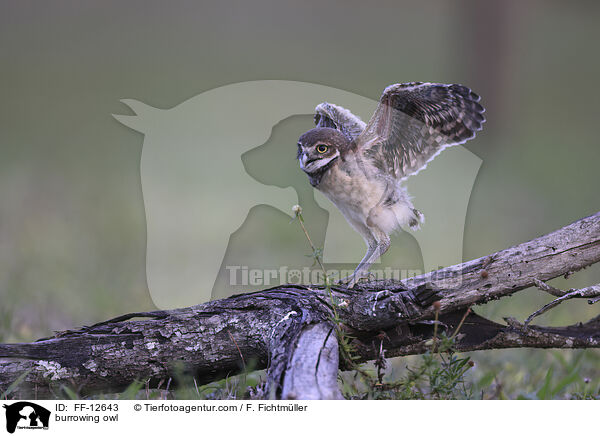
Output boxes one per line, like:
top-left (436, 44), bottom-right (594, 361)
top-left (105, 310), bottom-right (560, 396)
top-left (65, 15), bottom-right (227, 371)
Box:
top-left (297, 128), bottom-right (349, 185)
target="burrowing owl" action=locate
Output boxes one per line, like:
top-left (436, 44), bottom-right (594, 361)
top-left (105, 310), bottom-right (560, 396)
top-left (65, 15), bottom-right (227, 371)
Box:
top-left (297, 82), bottom-right (485, 286)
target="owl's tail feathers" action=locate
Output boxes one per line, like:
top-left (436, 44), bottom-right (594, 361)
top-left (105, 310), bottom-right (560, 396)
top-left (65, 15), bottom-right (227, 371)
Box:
top-left (408, 208), bottom-right (425, 230)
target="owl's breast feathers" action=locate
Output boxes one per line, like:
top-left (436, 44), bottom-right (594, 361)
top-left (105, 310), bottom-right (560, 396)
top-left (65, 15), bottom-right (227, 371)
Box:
top-left (317, 154), bottom-right (421, 236)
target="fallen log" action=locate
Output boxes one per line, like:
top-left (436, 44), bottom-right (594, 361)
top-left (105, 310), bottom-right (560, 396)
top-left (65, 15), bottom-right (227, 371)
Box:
top-left (1, 212), bottom-right (599, 399)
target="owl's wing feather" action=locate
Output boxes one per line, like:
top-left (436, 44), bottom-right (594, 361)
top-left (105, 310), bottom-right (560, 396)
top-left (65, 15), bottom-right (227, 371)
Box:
top-left (355, 82), bottom-right (485, 180)
top-left (314, 102), bottom-right (366, 141)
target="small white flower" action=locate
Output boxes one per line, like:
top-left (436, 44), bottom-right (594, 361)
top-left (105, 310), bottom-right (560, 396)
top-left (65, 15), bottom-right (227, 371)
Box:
top-left (292, 204), bottom-right (302, 215)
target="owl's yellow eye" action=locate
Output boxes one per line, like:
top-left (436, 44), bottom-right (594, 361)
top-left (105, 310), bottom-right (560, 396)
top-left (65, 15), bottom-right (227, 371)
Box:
top-left (316, 144), bottom-right (328, 154)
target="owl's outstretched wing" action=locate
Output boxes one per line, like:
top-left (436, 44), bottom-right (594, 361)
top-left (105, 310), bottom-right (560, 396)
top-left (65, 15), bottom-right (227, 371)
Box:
top-left (314, 102), bottom-right (366, 141)
top-left (355, 82), bottom-right (485, 180)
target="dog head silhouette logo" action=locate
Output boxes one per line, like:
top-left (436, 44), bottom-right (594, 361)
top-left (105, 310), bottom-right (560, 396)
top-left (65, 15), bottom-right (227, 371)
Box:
top-left (3, 402), bottom-right (50, 433)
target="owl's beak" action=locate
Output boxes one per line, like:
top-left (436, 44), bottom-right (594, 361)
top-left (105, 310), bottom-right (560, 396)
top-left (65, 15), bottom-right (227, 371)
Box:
top-left (299, 152), bottom-right (309, 170)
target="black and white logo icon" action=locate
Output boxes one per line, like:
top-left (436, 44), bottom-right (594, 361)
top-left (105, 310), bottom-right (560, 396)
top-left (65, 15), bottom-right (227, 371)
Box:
top-left (2, 402), bottom-right (50, 433)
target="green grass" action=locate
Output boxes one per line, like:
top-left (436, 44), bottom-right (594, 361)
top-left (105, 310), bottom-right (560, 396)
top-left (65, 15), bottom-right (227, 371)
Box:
top-left (3, 347), bottom-right (597, 400)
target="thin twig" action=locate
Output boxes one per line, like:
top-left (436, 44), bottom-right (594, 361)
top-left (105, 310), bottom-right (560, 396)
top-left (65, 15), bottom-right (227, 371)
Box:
top-left (451, 306), bottom-right (472, 339)
top-left (589, 296), bottom-right (600, 305)
top-left (163, 377), bottom-right (172, 400)
top-left (432, 302), bottom-right (441, 352)
top-left (533, 278), bottom-right (567, 297)
top-left (525, 284), bottom-right (600, 326)
top-left (293, 206), bottom-right (327, 277)
top-left (228, 331), bottom-right (246, 370)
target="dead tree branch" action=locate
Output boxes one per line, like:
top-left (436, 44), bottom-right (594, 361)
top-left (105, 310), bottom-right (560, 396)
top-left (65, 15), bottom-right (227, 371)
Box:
top-left (524, 283), bottom-right (600, 325)
top-left (0, 212), bottom-right (599, 399)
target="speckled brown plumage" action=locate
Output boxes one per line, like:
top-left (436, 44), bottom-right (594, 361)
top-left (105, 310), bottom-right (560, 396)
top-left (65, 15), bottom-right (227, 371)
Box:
top-left (297, 82), bottom-right (485, 286)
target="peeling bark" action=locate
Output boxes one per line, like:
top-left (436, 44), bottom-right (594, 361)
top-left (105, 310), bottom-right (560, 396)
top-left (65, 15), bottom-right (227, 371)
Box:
top-left (0, 212), bottom-right (599, 399)
top-left (280, 323), bottom-right (343, 400)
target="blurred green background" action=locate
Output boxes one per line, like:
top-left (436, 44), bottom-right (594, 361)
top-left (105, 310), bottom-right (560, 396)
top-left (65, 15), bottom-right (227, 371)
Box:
top-left (0, 0), bottom-right (599, 397)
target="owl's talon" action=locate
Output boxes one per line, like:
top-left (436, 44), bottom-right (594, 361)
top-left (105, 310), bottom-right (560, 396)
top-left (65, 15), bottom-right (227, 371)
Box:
top-left (337, 275), bottom-right (353, 286)
top-left (338, 270), bottom-right (372, 288)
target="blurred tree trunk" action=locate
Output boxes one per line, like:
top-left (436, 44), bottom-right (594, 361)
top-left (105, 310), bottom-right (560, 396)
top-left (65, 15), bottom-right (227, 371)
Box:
top-left (457, 0), bottom-right (520, 140)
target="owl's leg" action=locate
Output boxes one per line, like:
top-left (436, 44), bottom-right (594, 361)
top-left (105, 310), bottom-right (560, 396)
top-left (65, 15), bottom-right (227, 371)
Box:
top-left (339, 229), bottom-right (391, 287)
top-left (354, 230), bottom-right (390, 284)
top-left (339, 244), bottom-right (376, 285)
top-left (337, 227), bottom-right (376, 286)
